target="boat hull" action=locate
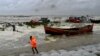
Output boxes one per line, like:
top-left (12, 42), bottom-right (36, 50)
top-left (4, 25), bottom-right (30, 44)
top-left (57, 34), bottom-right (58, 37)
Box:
top-left (44, 24), bottom-right (93, 35)
top-left (90, 19), bottom-right (100, 23)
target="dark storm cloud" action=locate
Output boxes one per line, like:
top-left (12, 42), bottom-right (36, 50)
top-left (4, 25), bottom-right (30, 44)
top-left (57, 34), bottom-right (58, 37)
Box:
top-left (0, 0), bottom-right (100, 15)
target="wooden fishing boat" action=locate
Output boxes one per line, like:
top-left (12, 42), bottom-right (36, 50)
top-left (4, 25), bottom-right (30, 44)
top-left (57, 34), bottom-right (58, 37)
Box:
top-left (90, 19), bottom-right (100, 23)
top-left (44, 24), bottom-right (93, 35)
top-left (66, 17), bottom-right (81, 23)
top-left (25, 20), bottom-right (41, 26)
top-left (66, 16), bottom-right (91, 23)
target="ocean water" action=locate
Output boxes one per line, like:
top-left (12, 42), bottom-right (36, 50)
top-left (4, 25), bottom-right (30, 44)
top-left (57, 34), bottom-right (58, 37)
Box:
top-left (0, 23), bottom-right (100, 56)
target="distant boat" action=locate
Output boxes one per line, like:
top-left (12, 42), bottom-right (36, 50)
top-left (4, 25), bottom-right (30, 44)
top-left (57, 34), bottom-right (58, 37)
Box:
top-left (25, 20), bottom-right (41, 25)
top-left (66, 16), bottom-right (91, 23)
top-left (44, 24), bottom-right (93, 35)
top-left (90, 19), bottom-right (100, 23)
top-left (66, 17), bottom-right (81, 23)
top-left (31, 20), bottom-right (41, 25)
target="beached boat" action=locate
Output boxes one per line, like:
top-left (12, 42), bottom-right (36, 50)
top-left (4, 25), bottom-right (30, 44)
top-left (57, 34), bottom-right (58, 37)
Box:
top-left (90, 19), bottom-right (100, 23)
top-left (44, 24), bottom-right (93, 35)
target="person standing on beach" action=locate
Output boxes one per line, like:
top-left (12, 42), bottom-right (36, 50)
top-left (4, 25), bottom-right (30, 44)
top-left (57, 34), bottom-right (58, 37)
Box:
top-left (29, 36), bottom-right (39, 54)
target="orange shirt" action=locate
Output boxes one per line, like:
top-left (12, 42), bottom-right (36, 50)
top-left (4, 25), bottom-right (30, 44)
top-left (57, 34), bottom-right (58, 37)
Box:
top-left (30, 37), bottom-right (37, 48)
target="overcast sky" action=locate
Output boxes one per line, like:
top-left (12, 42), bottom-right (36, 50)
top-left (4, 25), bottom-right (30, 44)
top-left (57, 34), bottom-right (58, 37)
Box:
top-left (0, 0), bottom-right (100, 16)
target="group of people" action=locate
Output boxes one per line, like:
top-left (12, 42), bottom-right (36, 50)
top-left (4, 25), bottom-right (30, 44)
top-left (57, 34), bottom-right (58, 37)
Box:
top-left (29, 35), bottom-right (39, 54)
